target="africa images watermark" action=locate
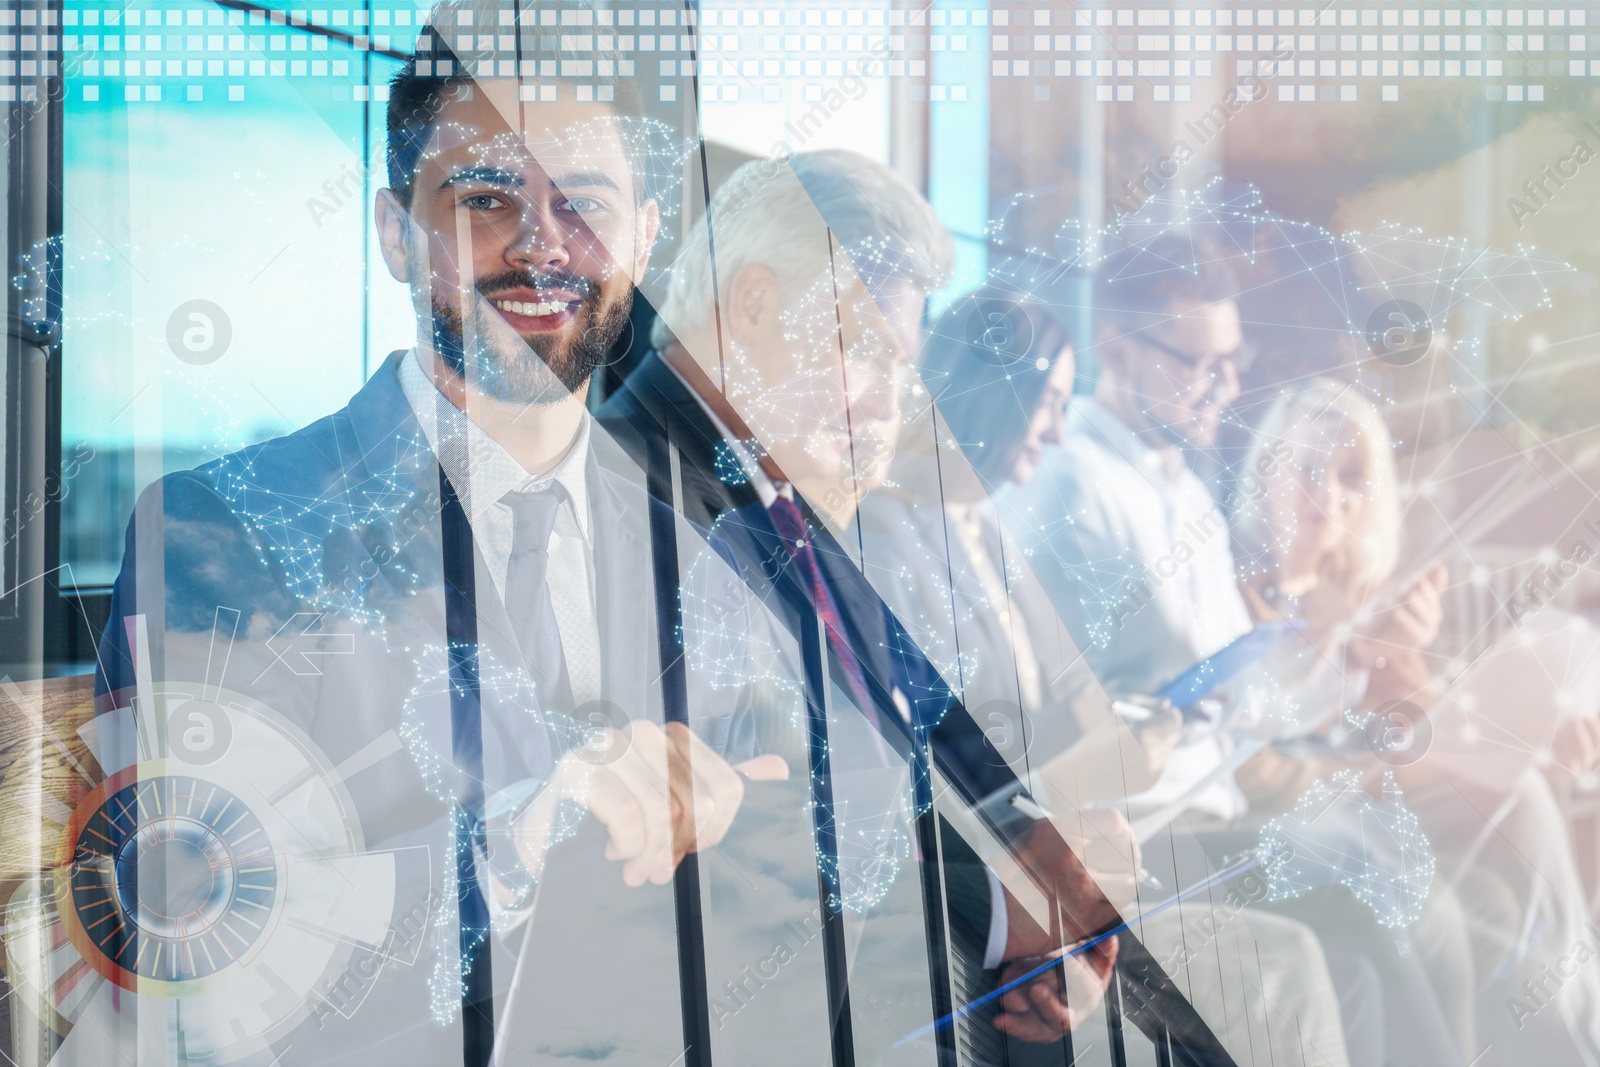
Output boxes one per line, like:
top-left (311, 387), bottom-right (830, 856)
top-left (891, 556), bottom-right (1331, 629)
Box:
top-left (707, 834), bottom-right (899, 1030)
top-left (1151, 862), bottom-right (1273, 979)
top-left (308, 894), bottom-right (435, 1030)
top-left (1505, 921), bottom-right (1600, 1031)
top-left (710, 37), bottom-right (892, 210)
top-left (1107, 41), bottom-right (1296, 219)
top-left (1506, 118), bottom-right (1600, 230)
top-left (708, 907), bottom-right (828, 1030)
top-left (1096, 439), bottom-right (1294, 641)
top-left (1, 442), bottom-right (94, 552)
top-left (1501, 518), bottom-right (1600, 628)
top-left (305, 158), bottom-right (375, 229)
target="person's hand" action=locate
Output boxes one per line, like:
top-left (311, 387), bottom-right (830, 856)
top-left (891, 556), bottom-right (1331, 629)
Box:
top-left (1126, 700), bottom-right (1182, 787)
top-left (1297, 552), bottom-right (1370, 651)
top-left (1350, 564), bottom-right (1447, 666)
top-left (1003, 810), bottom-right (1139, 959)
top-left (1042, 695), bottom-right (1180, 802)
top-left (514, 720), bottom-right (787, 887)
top-left (1551, 718), bottom-right (1600, 777)
top-left (993, 937), bottom-right (1119, 1043)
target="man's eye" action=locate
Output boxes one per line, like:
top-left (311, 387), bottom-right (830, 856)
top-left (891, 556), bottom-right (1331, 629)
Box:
top-left (462, 193), bottom-right (501, 210)
top-left (560, 196), bottom-right (606, 215)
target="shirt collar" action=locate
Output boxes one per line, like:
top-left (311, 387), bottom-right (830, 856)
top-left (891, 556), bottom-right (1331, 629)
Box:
top-left (398, 348), bottom-right (592, 537)
top-left (657, 352), bottom-right (790, 507)
top-left (1070, 397), bottom-right (1174, 479)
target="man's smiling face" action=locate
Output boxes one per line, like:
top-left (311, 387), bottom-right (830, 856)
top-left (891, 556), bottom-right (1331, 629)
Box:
top-left (381, 85), bottom-right (659, 405)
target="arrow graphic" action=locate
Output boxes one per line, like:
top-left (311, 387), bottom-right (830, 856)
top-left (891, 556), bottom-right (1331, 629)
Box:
top-left (256, 613), bottom-right (356, 679)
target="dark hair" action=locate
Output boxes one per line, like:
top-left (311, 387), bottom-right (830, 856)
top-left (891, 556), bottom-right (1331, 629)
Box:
top-left (918, 288), bottom-right (1073, 485)
top-left (385, 9), bottom-right (647, 209)
top-left (1090, 236), bottom-right (1242, 338)
top-left (385, 40), bottom-right (470, 207)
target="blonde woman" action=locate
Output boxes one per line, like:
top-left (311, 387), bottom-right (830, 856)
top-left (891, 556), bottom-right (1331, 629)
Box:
top-left (1232, 378), bottom-right (1600, 1065)
top-left (1231, 377), bottom-right (1447, 730)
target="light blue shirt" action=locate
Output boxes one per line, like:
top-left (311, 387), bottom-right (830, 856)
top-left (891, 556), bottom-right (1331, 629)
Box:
top-left (997, 398), bottom-right (1255, 820)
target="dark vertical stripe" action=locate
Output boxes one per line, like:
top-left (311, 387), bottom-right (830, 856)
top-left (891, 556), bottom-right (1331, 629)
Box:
top-left (799, 601), bottom-right (858, 1067)
top-left (1105, 966), bottom-right (1130, 1067)
top-left (438, 467), bottom-right (494, 1067)
top-left (918, 805), bottom-right (958, 1067)
top-left (360, 0), bottom-right (372, 381)
top-left (643, 435), bottom-right (715, 1067)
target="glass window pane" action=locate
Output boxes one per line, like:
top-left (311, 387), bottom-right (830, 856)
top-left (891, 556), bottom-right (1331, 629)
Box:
top-left (59, 1), bottom-right (388, 587)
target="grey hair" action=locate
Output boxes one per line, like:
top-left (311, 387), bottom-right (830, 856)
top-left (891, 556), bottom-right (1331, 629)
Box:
top-left (651, 149), bottom-right (952, 351)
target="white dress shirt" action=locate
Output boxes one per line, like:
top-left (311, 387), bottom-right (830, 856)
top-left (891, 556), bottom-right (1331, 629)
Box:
top-left (398, 350), bottom-right (602, 707)
top-left (998, 398), bottom-right (1254, 821)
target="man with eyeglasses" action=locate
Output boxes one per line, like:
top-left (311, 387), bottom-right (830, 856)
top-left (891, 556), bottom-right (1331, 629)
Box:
top-left (994, 246), bottom-right (1369, 1067)
top-left (999, 246), bottom-right (1257, 823)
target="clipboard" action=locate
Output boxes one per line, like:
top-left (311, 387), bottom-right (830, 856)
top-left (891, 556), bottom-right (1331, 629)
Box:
top-left (1153, 619), bottom-right (1307, 710)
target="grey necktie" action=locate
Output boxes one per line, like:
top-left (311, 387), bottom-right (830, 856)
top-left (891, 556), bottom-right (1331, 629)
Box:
top-left (502, 487), bottom-right (572, 709)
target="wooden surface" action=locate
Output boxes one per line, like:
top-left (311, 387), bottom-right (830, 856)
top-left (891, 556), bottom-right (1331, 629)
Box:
top-left (0, 674), bottom-right (97, 1065)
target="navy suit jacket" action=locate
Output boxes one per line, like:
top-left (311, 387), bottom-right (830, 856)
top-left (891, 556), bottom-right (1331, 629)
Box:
top-left (601, 353), bottom-right (1027, 807)
top-left (600, 351), bottom-right (1030, 975)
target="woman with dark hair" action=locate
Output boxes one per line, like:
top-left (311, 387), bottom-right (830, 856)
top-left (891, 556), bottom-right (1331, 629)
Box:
top-left (917, 291), bottom-right (1078, 491)
top-left (859, 288), bottom-right (1177, 798)
top-left (862, 290), bottom-right (1151, 1042)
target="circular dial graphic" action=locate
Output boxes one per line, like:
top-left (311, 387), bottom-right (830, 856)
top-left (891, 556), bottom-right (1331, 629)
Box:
top-left (2, 677), bottom-right (413, 1064)
top-left (67, 775), bottom-right (278, 983)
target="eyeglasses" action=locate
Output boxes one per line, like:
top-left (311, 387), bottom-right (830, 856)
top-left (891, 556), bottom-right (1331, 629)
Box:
top-left (1132, 329), bottom-right (1257, 378)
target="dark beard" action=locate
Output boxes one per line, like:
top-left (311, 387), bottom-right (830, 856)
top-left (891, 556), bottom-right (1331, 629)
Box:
top-left (430, 268), bottom-right (632, 405)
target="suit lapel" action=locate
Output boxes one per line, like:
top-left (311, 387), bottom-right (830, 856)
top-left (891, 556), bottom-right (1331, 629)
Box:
top-left (631, 353), bottom-right (723, 470)
top-left (626, 352), bottom-right (762, 524)
top-left (340, 352), bottom-right (526, 676)
top-left (716, 501), bottom-right (910, 741)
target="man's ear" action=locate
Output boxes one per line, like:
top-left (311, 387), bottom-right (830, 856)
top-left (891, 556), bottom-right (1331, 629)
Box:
top-left (632, 198), bottom-right (661, 278)
top-left (375, 187), bottom-right (415, 284)
top-left (726, 262), bottom-right (780, 347)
